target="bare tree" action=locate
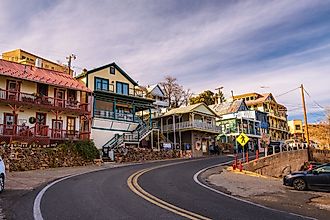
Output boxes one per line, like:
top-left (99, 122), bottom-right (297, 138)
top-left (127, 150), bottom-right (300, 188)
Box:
top-left (160, 76), bottom-right (191, 109)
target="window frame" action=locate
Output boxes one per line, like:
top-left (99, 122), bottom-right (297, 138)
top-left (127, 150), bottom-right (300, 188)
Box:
top-left (116, 82), bottom-right (129, 95)
top-left (95, 77), bottom-right (109, 91)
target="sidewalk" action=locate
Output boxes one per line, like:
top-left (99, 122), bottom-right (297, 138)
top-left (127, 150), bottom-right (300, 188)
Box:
top-left (204, 166), bottom-right (330, 220)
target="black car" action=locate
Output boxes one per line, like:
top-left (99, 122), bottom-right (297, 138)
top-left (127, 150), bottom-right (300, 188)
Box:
top-left (283, 163), bottom-right (330, 191)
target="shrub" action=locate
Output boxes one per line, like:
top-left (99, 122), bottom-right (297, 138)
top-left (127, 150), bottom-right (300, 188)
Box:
top-left (74, 140), bottom-right (99, 161)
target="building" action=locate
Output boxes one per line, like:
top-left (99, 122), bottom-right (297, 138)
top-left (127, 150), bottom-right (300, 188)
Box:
top-left (0, 59), bottom-right (91, 145)
top-left (288, 120), bottom-right (304, 141)
top-left (233, 93), bottom-right (289, 141)
top-left (209, 99), bottom-right (268, 152)
top-left (138, 84), bottom-right (169, 119)
top-left (154, 103), bottom-right (221, 157)
top-left (2, 49), bottom-right (70, 74)
top-left (76, 62), bottom-right (158, 156)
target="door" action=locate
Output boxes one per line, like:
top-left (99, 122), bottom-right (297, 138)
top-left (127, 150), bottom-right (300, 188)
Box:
top-left (36, 113), bottom-right (47, 136)
top-left (6, 80), bottom-right (20, 101)
top-left (3, 113), bottom-right (17, 135)
top-left (66, 117), bottom-right (76, 137)
top-left (54, 89), bottom-right (65, 108)
top-left (52, 120), bottom-right (63, 138)
top-left (308, 165), bottom-right (330, 190)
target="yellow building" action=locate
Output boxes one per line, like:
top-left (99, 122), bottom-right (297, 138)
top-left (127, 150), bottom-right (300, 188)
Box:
top-left (2, 49), bottom-right (69, 73)
top-left (233, 93), bottom-right (289, 141)
top-left (288, 120), bottom-right (304, 141)
top-left (0, 59), bottom-right (91, 145)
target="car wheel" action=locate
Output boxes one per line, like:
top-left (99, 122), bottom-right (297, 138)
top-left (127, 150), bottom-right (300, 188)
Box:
top-left (293, 178), bottom-right (306, 191)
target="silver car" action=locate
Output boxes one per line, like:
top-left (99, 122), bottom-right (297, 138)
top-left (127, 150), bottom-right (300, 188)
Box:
top-left (0, 156), bottom-right (5, 193)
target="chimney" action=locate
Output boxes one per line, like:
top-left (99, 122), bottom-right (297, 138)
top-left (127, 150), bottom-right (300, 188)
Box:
top-left (35, 58), bottom-right (42, 68)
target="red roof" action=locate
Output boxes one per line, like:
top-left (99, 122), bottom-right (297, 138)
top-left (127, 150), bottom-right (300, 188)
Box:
top-left (0, 59), bottom-right (91, 92)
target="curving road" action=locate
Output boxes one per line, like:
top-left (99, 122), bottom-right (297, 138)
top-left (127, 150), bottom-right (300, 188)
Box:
top-left (11, 156), bottom-right (312, 220)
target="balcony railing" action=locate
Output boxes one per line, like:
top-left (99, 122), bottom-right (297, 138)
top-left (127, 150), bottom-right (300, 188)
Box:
top-left (95, 86), bottom-right (149, 99)
top-left (163, 121), bottom-right (221, 133)
top-left (0, 89), bottom-right (90, 113)
top-left (94, 109), bottom-right (140, 123)
top-left (0, 124), bottom-right (89, 140)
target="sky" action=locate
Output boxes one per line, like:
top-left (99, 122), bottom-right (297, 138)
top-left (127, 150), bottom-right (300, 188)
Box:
top-left (0, 0), bottom-right (329, 123)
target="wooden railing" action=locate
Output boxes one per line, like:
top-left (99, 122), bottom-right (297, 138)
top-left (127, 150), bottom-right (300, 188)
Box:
top-left (163, 121), bottom-right (221, 133)
top-left (0, 124), bottom-right (89, 140)
top-left (0, 89), bottom-right (90, 112)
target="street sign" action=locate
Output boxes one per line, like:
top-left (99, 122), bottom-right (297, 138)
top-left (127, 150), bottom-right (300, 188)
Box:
top-left (236, 133), bottom-right (249, 147)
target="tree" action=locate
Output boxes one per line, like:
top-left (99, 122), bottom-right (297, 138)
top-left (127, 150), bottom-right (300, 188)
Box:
top-left (189, 90), bottom-right (216, 106)
top-left (160, 76), bottom-right (191, 109)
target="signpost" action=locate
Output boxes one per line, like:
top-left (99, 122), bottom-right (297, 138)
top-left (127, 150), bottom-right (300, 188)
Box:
top-left (236, 133), bottom-right (249, 162)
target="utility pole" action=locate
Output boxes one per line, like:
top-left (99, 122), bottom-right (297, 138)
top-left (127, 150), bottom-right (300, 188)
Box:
top-left (301, 84), bottom-right (310, 159)
top-left (66, 54), bottom-right (76, 76)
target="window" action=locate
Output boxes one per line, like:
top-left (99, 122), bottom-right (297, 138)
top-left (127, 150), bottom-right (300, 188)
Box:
top-left (37, 83), bottom-right (48, 96)
top-left (110, 66), bottom-right (115, 74)
top-left (295, 125), bottom-right (301, 130)
top-left (95, 77), bottom-right (109, 91)
top-left (116, 82), bottom-right (129, 95)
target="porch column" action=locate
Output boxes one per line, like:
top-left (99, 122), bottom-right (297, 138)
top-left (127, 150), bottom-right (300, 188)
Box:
top-left (160, 117), bottom-right (163, 133)
top-left (133, 105), bottom-right (136, 122)
top-left (149, 108), bottom-right (152, 128)
top-left (113, 98), bottom-right (117, 119)
top-left (247, 119), bottom-right (250, 134)
top-left (173, 114), bottom-right (176, 148)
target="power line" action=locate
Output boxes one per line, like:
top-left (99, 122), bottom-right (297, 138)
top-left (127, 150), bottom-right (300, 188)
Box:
top-left (275, 87), bottom-right (300, 98)
top-left (303, 88), bottom-right (327, 111)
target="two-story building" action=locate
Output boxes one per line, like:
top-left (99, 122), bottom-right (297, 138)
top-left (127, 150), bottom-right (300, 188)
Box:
top-left (233, 93), bottom-right (289, 141)
top-left (0, 59), bottom-right (91, 145)
top-left (209, 99), bottom-right (268, 152)
top-left (288, 119), bottom-right (304, 141)
top-left (154, 103), bottom-right (221, 157)
top-left (76, 62), bottom-right (157, 155)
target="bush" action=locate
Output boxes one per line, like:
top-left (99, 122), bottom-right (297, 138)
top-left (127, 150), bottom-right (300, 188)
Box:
top-left (74, 140), bottom-right (100, 161)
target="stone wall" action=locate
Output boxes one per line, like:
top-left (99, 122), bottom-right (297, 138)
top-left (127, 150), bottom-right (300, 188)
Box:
top-left (0, 144), bottom-right (93, 172)
top-left (115, 148), bottom-right (184, 163)
top-left (244, 149), bottom-right (308, 178)
top-left (311, 149), bottom-right (330, 163)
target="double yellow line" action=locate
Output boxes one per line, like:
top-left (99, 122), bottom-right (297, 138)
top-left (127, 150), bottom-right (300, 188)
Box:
top-left (127, 162), bottom-right (211, 220)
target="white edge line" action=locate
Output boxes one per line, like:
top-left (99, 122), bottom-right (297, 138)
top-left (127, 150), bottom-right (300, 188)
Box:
top-left (193, 162), bottom-right (317, 220)
top-left (33, 162), bottom-right (142, 220)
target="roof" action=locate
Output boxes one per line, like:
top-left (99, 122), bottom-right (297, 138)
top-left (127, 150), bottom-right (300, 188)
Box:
top-left (2, 49), bottom-right (65, 68)
top-left (0, 59), bottom-right (91, 92)
top-left (245, 93), bottom-right (276, 106)
top-left (209, 99), bottom-right (246, 116)
top-left (162, 103), bottom-right (217, 117)
top-left (76, 62), bottom-right (138, 86)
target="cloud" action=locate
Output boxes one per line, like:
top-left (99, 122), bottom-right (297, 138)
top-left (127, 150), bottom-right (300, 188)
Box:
top-left (0, 0), bottom-right (329, 122)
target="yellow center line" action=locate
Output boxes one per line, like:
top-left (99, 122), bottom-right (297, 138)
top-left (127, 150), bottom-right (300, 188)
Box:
top-left (127, 161), bottom-right (212, 220)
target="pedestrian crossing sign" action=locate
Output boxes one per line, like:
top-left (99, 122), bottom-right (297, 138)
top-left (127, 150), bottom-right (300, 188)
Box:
top-left (236, 133), bottom-right (249, 147)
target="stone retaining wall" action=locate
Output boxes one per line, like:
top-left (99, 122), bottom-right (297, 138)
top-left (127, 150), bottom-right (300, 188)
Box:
top-left (311, 149), bottom-right (330, 163)
top-left (115, 148), bottom-right (185, 163)
top-left (0, 144), bottom-right (93, 172)
top-left (244, 150), bottom-right (308, 178)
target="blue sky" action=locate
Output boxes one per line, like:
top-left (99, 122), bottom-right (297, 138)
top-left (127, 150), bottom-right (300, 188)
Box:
top-left (0, 0), bottom-right (329, 122)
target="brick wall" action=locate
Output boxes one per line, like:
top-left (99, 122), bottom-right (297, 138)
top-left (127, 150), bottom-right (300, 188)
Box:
top-left (244, 150), bottom-right (308, 178)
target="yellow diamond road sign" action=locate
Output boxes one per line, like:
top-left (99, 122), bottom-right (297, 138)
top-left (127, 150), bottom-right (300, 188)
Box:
top-left (236, 133), bottom-right (249, 147)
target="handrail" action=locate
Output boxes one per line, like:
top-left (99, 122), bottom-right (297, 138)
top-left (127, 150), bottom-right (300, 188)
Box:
top-left (0, 89), bottom-right (90, 112)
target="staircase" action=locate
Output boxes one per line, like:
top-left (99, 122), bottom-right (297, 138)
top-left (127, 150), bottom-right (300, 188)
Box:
top-left (102, 120), bottom-right (158, 159)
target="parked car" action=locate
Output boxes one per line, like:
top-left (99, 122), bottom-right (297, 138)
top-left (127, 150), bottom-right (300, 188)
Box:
top-left (0, 156), bottom-right (5, 193)
top-left (283, 163), bottom-right (330, 191)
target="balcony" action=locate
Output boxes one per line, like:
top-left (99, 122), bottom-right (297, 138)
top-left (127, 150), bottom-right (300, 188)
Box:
top-left (0, 124), bottom-right (90, 144)
top-left (163, 121), bottom-right (221, 133)
top-left (94, 109), bottom-right (141, 123)
top-left (95, 85), bottom-right (150, 99)
top-left (0, 89), bottom-right (90, 114)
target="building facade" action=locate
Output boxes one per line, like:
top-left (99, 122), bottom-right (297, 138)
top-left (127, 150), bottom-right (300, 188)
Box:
top-left (288, 120), bottom-right (304, 141)
top-left (2, 49), bottom-right (69, 73)
top-left (233, 93), bottom-right (289, 141)
top-left (209, 99), bottom-right (268, 152)
top-left (76, 62), bottom-right (156, 155)
top-left (0, 59), bottom-right (91, 145)
top-left (155, 103), bottom-right (221, 157)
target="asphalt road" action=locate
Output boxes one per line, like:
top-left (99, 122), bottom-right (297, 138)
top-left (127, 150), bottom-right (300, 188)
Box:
top-left (8, 156), bottom-right (311, 220)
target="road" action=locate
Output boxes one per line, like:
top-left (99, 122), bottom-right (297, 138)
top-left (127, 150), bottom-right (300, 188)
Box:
top-left (9, 156), bottom-right (311, 220)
